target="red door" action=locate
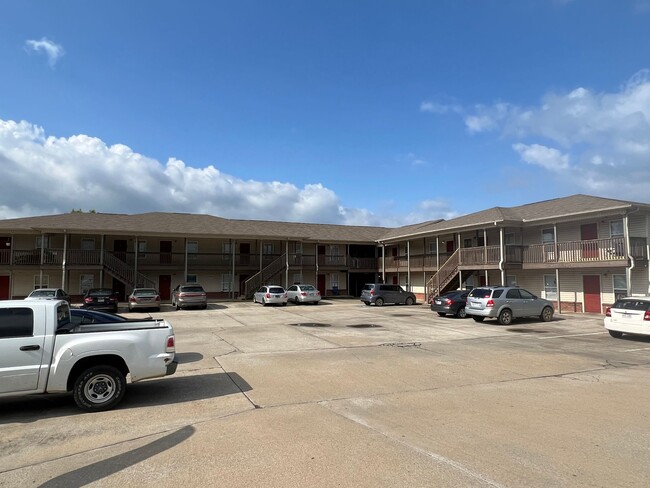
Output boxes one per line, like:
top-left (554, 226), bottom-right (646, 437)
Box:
top-left (159, 275), bottom-right (171, 300)
top-left (317, 274), bottom-right (326, 297)
top-left (583, 275), bottom-right (601, 313)
top-left (0, 276), bottom-right (10, 299)
top-left (581, 223), bottom-right (598, 259)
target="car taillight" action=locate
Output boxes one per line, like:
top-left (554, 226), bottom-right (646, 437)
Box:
top-left (301, 292), bottom-right (307, 296)
top-left (605, 307), bottom-right (611, 317)
top-left (84, 297), bottom-right (93, 303)
top-left (266, 293), bottom-right (271, 298)
top-left (284, 293), bottom-right (288, 298)
top-left (486, 299), bottom-right (495, 307)
top-left (370, 290), bottom-right (375, 295)
top-left (130, 297), bottom-right (137, 302)
top-left (166, 335), bottom-right (175, 352)
top-left (644, 311), bottom-right (650, 321)
top-left (155, 295), bottom-right (161, 301)
top-left (445, 298), bottom-right (453, 305)
top-left (316, 291), bottom-right (320, 296)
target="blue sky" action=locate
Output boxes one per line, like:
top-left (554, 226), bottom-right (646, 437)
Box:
top-left (1, 0), bottom-right (650, 226)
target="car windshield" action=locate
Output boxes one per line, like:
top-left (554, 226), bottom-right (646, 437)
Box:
top-left (613, 299), bottom-right (650, 311)
top-left (30, 290), bottom-right (55, 297)
top-left (362, 285), bottom-right (374, 291)
top-left (89, 289), bottom-right (113, 296)
top-left (469, 289), bottom-right (492, 298)
top-left (300, 285), bottom-right (315, 291)
top-left (269, 287), bottom-right (284, 293)
top-left (181, 286), bottom-right (204, 293)
top-left (134, 289), bottom-right (157, 296)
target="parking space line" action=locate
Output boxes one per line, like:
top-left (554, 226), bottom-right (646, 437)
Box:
top-left (539, 332), bottom-right (607, 340)
top-left (623, 347), bottom-right (650, 352)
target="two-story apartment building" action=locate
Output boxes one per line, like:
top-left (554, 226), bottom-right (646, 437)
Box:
top-left (0, 194), bottom-right (648, 314)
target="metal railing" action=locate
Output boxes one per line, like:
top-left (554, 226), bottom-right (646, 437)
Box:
top-left (425, 249), bottom-right (460, 302)
top-left (244, 254), bottom-right (287, 299)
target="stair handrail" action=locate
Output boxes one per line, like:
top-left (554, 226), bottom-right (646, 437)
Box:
top-left (244, 254), bottom-right (287, 298)
top-left (425, 249), bottom-right (460, 302)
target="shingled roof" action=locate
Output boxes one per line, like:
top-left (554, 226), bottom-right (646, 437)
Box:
top-left (0, 194), bottom-right (647, 243)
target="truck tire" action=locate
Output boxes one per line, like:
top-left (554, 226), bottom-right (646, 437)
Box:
top-left (73, 366), bottom-right (126, 412)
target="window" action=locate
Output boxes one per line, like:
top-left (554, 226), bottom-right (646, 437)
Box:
top-left (505, 233), bottom-right (516, 245)
top-left (506, 275), bottom-right (517, 286)
top-left (293, 242), bottom-right (302, 254)
top-left (187, 241), bottom-right (198, 262)
top-left (222, 242), bottom-right (232, 254)
top-left (186, 274), bottom-right (198, 284)
top-left (542, 228), bottom-right (555, 244)
top-left (463, 238), bottom-right (473, 248)
top-left (80, 274), bottom-right (94, 294)
top-left (329, 245), bottom-right (339, 256)
top-left (35, 236), bottom-right (50, 249)
top-left (506, 289), bottom-right (521, 299)
top-left (0, 308), bottom-right (34, 338)
top-left (519, 289), bottom-right (535, 300)
top-left (428, 241), bottom-right (437, 254)
top-left (330, 273), bottom-right (339, 290)
top-left (33, 274), bottom-right (49, 289)
top-left (138, 240), bottom-right (147, 257)
top-left (613, 274), bottom-right (627, 301)
top-left (293, 273), bottom-right (302, 285)
top-left (544, 275), bottom-right (558, 301)
top-left (610, 220), bottom-right (624, 237)
top-left (222, 273), bottom-right (232, 292)
top-left (263, 243), bottom-right (273, 255)
top-left (81, 238), bottom-right (95, 250)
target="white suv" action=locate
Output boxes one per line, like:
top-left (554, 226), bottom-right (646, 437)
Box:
top-left (465, 286), bottom-right (554, 325)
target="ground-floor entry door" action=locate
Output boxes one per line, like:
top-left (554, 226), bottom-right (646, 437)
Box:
top-left (583, 275), bottom-right (601, 313)
top-left (159, 275), bottom-right (171, 300)
top-left (0, 276), bottom-right (9, 299)
top-left (317, 274), bottom-right (326, 297)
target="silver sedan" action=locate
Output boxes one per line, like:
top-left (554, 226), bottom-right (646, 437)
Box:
top-left (286, 284), bottom-right (321, 304)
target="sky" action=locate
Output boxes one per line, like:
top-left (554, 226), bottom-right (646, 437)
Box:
top-left (2, 0), bottom-right (650, 227)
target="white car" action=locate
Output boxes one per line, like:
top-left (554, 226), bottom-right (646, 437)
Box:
top-left (286, 284), bottom-right (321, 304)
top-left (253, 285), bottom-right (288, 306)
top-left (604, 297), bottom-right (650, 338)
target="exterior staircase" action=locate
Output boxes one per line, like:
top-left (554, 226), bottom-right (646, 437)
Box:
top-left (244, 254), bottom-right (287, 299)
top-left (103, 251), bottom-right (157, 289)
top-left (425, 249), bottom-right (460, 303)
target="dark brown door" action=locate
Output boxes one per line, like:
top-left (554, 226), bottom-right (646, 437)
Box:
top-left (581, 223), bottom-right (598, 259)
top-left (160, 241), bottom-right (172, 264)
top-left (318, 245), bottom-right (326, 267)
top-left (583, 275), bottom-right (601, 313)
top-left (112, 278), bottom-right (126, 302)
top-left (240, 243), bottom-right (250, 266)
top-left (317, 274), bottom-right (326, 296)
top-left (446, 240), bottom-right (455, 253)
top-left (114, 239), bottom-right (128, 262)
top-left (239, 275), bottom-right (249, 297)
top-left (0, 275), bottom-right (9, 299)
top-left (159, 275), bottom-right (171, 300)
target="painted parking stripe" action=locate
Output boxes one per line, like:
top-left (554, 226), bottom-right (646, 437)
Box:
top-left (539, 332), bottom-right (607, 339)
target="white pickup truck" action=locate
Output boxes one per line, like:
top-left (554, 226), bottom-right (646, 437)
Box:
top-left (0, 300), bottom-right (177, 412)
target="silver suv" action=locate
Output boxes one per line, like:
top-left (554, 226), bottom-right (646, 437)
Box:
top-left (465, 286), bottom-right (554, 325)
top-left (360, 283), bottom-right (416, 307)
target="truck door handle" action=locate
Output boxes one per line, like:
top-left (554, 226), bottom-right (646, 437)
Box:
top-left (20, 345), bottom-right (41, 351)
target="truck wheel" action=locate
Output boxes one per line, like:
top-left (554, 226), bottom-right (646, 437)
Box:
top-left (73, 366), bottom-right (126, 412)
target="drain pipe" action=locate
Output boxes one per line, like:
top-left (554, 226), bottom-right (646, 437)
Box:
top-left (625, 213), bottom-right (635, 296)
top-left (498, 225), bottom-right (505, 285)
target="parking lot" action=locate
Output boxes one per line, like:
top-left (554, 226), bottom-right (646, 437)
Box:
top-left (1, 299), bottom-right (650, 487)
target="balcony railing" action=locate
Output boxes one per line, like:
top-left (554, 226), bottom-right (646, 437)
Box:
top-left (523, 237), bottom-right (628, 264)
top-left (459, 245), bottom-right (501, 266)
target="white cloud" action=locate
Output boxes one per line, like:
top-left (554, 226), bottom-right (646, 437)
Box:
top-left (25, 38), bottom-right (65, 67)
top-left (512, 143), bottom-right (570, 172)
top-left (0, 118), bottom-right (448, 227)
top-left (458, 70), bottom-right (650, 201)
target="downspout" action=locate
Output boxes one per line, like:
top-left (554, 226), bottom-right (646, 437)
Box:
top-left (39, 232), bottom-right (45, 288)
top-left (134, 237), bottom-right (138, 288)
top-left (556, 268), bottom-right (561, 315)
top-left (407, 240), bottom-right (411, 291)
top-left (100, 235), bottom-right (105, 286)
top-left (184, 238), bottom-right (188, 282)
top-left (259, 240), bottom-right (263, 274)
top-left (624, 213), bottom-right (634, 296)
top-left (381, 243), bottom-right (385, 283)
top-left (232, 239), bottom-right (236, 299)
top-left (499, 225), bottom-right (505, 285)
top-left (62, 232), bottom-right (67, 291)
top-left (436, 236), bottom-right (440, 293)
top-left (285, 240), bottom-right (289, 289)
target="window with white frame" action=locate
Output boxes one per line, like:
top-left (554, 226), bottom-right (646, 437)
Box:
top-left (506, 275), bottom-right (517, 286)
top-left (186, 274), bottom-right (198, 284)
top-left (330, 273), bottom-right (339, 291)
top-left (80, 274), bottom-right (94, 294)
top-left (81, 238), bottom-right (95, 250)
top-left (222, 273), bottom-right (232, 292)
top-left (33, 274), bottom-right (49, 290)
top-left (35, 236), bottom-right (50, 249)
top-left (613, 274), bottom-right (627, 301)
top-left (138, 240), bottom-right (147, 257)
top-left (542, 228), bottom-right (555, 244)
top-left (610, 220), bottom-right (624, 237)
top-left (187, 241), bottom-right (198, 261)
top-left (263, 243), bottom-right (273, 255)
top-left (222, 241), bottom-right (232, 254)
top-left (544, 274), bottom-right (558, 301)
top-left (428, 241), bottom-right (437, 254)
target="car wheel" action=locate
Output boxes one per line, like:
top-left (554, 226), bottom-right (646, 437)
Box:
top-left (405, 297), bottom-right (414, 306)
top-left (456, 307), bottom-right (467, 319)
top-left (202, 304), bottom-right (208, 310)
top-left (73, 365), bottom-right (126, 412)
top-left (282, 302), bottom-right (287, 306)
top-left (295, 297), bottom-right (300, 304)
top-left (374, 297), bottom-right (384, 307)
top-left (472, 316), bottom-right (485, 323)
top-left (540, 306), bottom-right (553, 322)
top-left (608, 330), bottom-right (623, 338)
top-left (437, 312), bottom-right (446, 317)
top-left (262, 298), bottom-right (267, 306)
top-left (363, 301), bottom-right (370, 306)
top-left (498, 309), bottom-right (513, 325)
